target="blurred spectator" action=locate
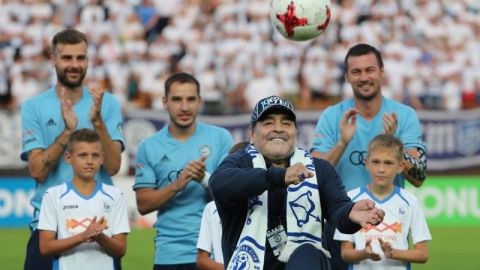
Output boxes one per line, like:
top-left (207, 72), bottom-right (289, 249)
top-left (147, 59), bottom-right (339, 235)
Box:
top-left (0, 0), bottom-right (479, 113)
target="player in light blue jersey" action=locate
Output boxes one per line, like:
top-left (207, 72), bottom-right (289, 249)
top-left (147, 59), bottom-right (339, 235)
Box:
top-left (311, 44), bottom-right (427, 270)
top-left (133, 72), bottom-right (233, 270)
top-left (21, 29), bottom-right (124, 270)
top-left (334, 134), bottom-right (430, 270)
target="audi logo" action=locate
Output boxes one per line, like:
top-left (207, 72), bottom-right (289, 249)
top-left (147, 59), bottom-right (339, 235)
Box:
top-left (349, 151), bottom-right (368, 166)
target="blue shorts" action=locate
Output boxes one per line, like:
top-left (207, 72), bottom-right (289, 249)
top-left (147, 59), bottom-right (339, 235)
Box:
top-left (24, 230), bottom-right (53, 270)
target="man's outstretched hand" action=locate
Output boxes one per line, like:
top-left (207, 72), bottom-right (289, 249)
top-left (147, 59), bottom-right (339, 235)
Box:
top-left (349, 199), bottom-right (385, 228)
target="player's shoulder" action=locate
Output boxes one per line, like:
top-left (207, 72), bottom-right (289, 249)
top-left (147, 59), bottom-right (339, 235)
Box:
top-left (44, 183), bottom-right (68, 198)
top-left (383, 97), bottom-right (416, 113)
top-left (100, 183), bottom-right (125, 200)
top-left (347, 186), bottom-right (364, 200)
top-left (22, 88), bottom-right (56, 108)
top-left (198, 121), bottom-right (232, 139)
top-left (397, 187), bottom-right (418, 201)
top-left (102, 91), bottom-right (121, 105)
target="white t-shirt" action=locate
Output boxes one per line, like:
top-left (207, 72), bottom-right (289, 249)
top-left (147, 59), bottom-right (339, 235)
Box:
top-left (197, 201), bottom-right (223, 264)
top-left (334, 186), bottom-right (431, 270)
top-left (38, 182), bottom-right (130, 270)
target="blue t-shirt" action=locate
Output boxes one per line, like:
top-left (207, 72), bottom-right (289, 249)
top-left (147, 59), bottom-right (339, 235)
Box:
top-left (311, 97), bottom-right (425, 191)
top-left (133, 122), bottom-right (233, 264)
top-left (21, 86), bottom-right (125, 230)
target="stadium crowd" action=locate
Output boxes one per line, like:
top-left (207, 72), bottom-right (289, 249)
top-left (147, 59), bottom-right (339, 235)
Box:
top-left (0, 0), bottom-right (479, 114)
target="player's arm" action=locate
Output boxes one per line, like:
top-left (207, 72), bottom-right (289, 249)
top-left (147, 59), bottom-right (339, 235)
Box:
top-left (196, 249), bottom-right (224, 270)
top-left (39, 216), bottom-right (107, 256)
top-left (311, 109), bottom-right (357, 166)
top-left (340, 240), bottom-right (381, 263)
top-left (311, 141), bottom-right (348, 165)
top-left (380, 239), bottom-right (428, 263)
top-left (94, 233), bottom-right (127, 258)
top-left (93, 119), bottom-right (122, 176)
top-left (89, 88), bottom-right (122, 176)
top-left (27, 130), bottom-right (73, 183)
top-left (135, 158), bottom-right (206, 214)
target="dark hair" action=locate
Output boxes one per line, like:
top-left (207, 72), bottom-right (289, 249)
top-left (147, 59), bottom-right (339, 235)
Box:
top-left (52, 29), bottom-right (88, 55)
top-left (368, 134), bottom-right (404, 161)
top-left (67, 128), bottom-right (101, 152)
top-left (344, 43), bottom-right (384, 73)
top-left (164, 72), bottom-right (200, 97)
top-left (229, 141), bottom-right (249, 154)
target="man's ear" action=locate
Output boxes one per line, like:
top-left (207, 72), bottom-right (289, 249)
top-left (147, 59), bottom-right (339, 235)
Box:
top-left (64, 151), bottom-right (72, 165)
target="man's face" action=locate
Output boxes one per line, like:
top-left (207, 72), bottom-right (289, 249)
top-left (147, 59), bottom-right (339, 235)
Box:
top-left (65, 141), bottom-right (104, 181)
top-left (345, 52), bottom-right (384, 101)
top-left (250, 113), bottom-right (296, 164)
top-left (366, 147), bottom-right (404, 188)
top-left (163, 82), bottom-right (201, 129)
top-left (51, 42), bottom-right (88, 89)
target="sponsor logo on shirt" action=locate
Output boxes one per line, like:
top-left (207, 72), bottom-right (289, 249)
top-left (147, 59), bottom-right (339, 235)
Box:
top-left (63, 204), bottom-right (79, 210)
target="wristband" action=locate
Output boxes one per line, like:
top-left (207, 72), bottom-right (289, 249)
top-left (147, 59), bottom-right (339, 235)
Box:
top-left (200, 172), bottom-right (211, 189)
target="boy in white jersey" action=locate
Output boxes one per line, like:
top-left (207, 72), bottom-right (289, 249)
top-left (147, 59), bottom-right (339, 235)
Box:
top-left (38, 129), bottom-right (130, 270)
top-left (334, 134), bottom-right (431, 269)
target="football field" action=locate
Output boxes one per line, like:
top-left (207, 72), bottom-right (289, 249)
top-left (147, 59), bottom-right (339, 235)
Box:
top-left (2, 226), bottom-right (479, 269)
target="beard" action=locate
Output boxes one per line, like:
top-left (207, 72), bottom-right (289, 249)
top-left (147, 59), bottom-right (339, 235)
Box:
top-left (56, 65), bottom-right (87, 88)
top-left (353, 84), bottom-right (380, 101)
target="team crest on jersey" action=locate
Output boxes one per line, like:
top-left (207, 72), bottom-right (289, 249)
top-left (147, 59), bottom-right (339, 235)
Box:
top-left (103, 200), bottom-right (112, 213)
top-left (398, 207), bottom-right (406, 215)
top-left (230, 245), bottom-right (261, 270)
top-left (199, 145), bottom-right (212, 158)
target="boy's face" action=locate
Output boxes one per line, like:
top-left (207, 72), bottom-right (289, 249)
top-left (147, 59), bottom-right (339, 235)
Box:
top-left (65, 141), bottom-right (104, 181)
top-left (366, 147), bottom-right (404, 188)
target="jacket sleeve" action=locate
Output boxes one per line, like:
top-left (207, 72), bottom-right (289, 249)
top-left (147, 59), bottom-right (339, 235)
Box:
top-left (209, 151), bottom-right (287, 208)
top-left (316, 159), bottom-right (362, 234)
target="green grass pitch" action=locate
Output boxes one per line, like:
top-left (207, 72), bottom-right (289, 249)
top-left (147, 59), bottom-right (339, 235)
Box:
top-left (1, 226), bottom-right (479, 269)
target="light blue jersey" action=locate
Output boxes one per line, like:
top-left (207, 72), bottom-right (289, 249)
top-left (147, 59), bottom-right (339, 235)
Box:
top-left (133, 122), bottom-right (233, 264)
top-left (312, 97), bottom-right (425, 191)
top-left (21, 86), bottom-right (124, 230)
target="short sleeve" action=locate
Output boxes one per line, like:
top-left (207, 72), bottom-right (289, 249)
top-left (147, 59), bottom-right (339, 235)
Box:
top-left (311, 108), bottom-right (338, 153)
top-left (410, 198), bottom-right (432, 244)
top-left (21, 101), bottom-right (46, 160)
top-left (38, 190), bottom-right (58, 232)
top-left (111, 191), bottom-right (130, 235)
top-left (133, 141), bottom-right (157, 189)
top-left (103, 94), bottom-right (125, 151)
top-left (196, 204), bottom-right (213, 253)
top-left (333, 228), bottom-right (354, 242)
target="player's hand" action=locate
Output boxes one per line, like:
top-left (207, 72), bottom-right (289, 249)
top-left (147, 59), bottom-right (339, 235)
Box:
top-left (81, 216), bottom-right (108, 242)
top-left (176, 156), bottom-right (207, 190)
top-left (339, 108), bottom-right (357, 145)
top-left (285, 163), bottom-right (314, 186)
top-left (88, 87), bottom-right (105, 126)
top-left (349, 199), bottom-right (384, 228)
top-left (379, 238), bottom-right (393, 259)
top-left (59, 87), bottom-right (77, 133)
top-left (382, 112), bottom-right (397, 135)
top-left (365, 239), bottom-right (381, 261)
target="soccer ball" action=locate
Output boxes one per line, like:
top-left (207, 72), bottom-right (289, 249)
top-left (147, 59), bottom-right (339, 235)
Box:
top-left (270, 0), bottom-right (332, 41)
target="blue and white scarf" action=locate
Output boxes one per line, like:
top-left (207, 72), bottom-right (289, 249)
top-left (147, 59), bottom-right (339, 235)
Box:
top-left (227, 145), bottom-right (330, 270)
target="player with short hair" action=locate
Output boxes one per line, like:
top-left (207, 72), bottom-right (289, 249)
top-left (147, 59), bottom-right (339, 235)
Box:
top-left (311, 43), bottom-right (427, 270)
top-left (38, 129), bottom-right (130, 270)
top-left (21, 29), bottom-right (124, 270)
top-left (334, 134), bottom-right (431, 269)
top-left (134, 72), bottom-right (233, 270)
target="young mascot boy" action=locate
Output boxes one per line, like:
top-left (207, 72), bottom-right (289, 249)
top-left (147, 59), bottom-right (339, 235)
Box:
top-left (334, 134), bottom-right (431, 269)
top-left (38, 129), bottom-right (130, 270)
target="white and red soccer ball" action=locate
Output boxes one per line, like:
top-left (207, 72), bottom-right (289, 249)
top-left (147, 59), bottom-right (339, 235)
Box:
top-left (270, 0), bottom-right (332, 41)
